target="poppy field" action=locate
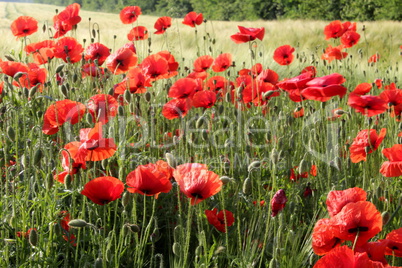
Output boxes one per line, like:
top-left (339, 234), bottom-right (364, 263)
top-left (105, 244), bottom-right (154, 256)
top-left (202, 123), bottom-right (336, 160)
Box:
top-left (1, 2), bottom-right (402, 268)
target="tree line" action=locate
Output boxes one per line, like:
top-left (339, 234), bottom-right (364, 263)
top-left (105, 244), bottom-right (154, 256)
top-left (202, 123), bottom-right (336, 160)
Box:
top-left (33, 0), bottom-right (402, 21)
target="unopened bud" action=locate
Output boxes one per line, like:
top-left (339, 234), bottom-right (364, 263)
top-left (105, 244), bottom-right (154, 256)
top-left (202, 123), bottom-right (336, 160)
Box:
top-left (64, 174), bottom-right (72, 189)
top-left (28, 229), bottom-right (38, 247)
top-left (122, 192), bottom-right (131, 208)
top-left (298, 159), bottom-right (309, 174)
top-left (382, 211), bottom-right (391, 225)
top-left (94, 258), bottom-right (103, 268)
top-left (248, 161), bottom-right (261, 172)
top-left (7, 126), bottom-right (15, 141)
top-left (125, 223), bottom-right (140, 233)
top-left (59, 84), bottom-right (68, 98)
top-left (172, 242), bottom-right (181, 256)
top-left (196, 116), bottom-right (206, 128)
top-left (334, 109), bottom-right (346, 116)
top-left (124, 90), bottom-right (131, 103)
top-left (55, 64), bottom-right (65, 73)
top-left (220, 176), bottom-right (231, 185)
top-left (242, 177), bottom-right (252, 195)
top-left (68, 219), bottom-right (88, 228)
top-left (144, 91), bottom-right (151, 102)
top-left (33, 148), bottom-right (43, 166)
top-left (165, 153), bottom-right (177, 168)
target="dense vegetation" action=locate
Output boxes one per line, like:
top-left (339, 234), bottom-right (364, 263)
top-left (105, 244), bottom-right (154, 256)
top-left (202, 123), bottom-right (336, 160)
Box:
top-left (33, 0), bottom-right (402, 21)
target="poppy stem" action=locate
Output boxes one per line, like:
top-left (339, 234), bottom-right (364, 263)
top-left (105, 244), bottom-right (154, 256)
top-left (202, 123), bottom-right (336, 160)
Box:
top-left (183, 198), bottom-right (195, 266)
top-left (352, 229), bottom-right (359, 251)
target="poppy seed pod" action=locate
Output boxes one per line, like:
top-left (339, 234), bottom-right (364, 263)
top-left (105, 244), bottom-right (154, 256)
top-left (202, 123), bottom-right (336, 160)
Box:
top-left (28, 228), bottom-right (38, 247)
top-left (68, 219), bottom-right (88, 228)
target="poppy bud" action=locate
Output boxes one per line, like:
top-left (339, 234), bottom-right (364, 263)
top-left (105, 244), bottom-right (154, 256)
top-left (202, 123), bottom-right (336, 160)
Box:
top-left (382, 211), bottom-right (391, 225)
top-left (214, 246), bottom-right (226, 255)
top-left (121, 192), bottom-right (131, 208)
top-left (29, 85), bottom-right (38, 98)
top-left (270, 189), bottom-right (287, 217)
top-left (64, 174), bottom-right (72, 189)
top-left (28, 228), bottom-right (38, 247)
top-left (144, 92), bottom-right (151, 102)
top-left (33, 148), bottom-right (43, 166)
top-left (5, 54), bottom-right (15, 61)
top-left (13, 72), bottom-right (25, 80)
top-left (270, 148), bottom-right (280, 164)
top-left (54, 223), bottom-right (62, 236)
top-left (248, 161), bottom-right (261, 172)
top-left (23, 87), bottom-right (29, 98)
top-left (107, 87), bottom-right (114, 96)
top-left (59, 84), bottom-right (68, 98)
top-left (242, 177), bottom-right (252, 195)
top-left (364, 146), bottom-right (371, 154)
top-left (125, 223), bottom-right (140, 233)
top-left (165, 153), bottom-right (177, 168)
top-left (298, 159), bottom-right (309, 174)
top-left (46, 173), bottom-right (53, 190)
top-left (94, 258), bottom-right (103, 268)
top-left (201, 130), bottom-right (208, 141)
top-left (55, 64), bottom-right (65, 73)
top-left (220, 176), bottom-right (231, 185)
top-left (263, 90), bottom-right (276, 99)
top-left (217, 105), bottom-right (224, 115)
top-left (172, 242), bottom-right (181, 256)
top-left (334, 109), bottom-right (346, 116)
top-left (68, 219), bottom-right (88, 228)
top-left (196, 116), bottom-right (206, 128)
top-left (7, 126), bottom-right (15, 141)
top-left (124, 90), bottom-right (131, 103)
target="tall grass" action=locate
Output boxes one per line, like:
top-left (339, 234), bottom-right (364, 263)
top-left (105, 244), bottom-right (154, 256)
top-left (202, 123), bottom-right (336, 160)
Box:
top-left (0, 2), bottom-right (402, 268)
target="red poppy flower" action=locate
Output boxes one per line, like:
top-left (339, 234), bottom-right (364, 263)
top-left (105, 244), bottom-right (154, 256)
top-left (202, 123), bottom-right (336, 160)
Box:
top-left (355, 240), bottom-right (390, 265)
top-left (140, 53), bottom-right (170, 81)
top-left (314, 245), bottom-right (383, 268)
top-left (157, 51), bottom-right (179, 76)
top-left (349, 128), bottom-right (386, 163)
top-left (81, 176), bottom-right (124, 205)
top-left (25, 40), bottom-right (55, 65)
top-left (54, 37), bottom-right (83, 63)
top-left (11, 16), bottom-right (38, 39)
top-left (42, 100), bottom-right (86, 135)
top-left (192, 90), bottom-right (217, 108)
top-left (379, 88), bottom-right (402, 117)
top-left (15, 63), bottom-right (47, 91)
top-left (105, 47), bottom-right (138, 75)
top-left (273, 45), bottom-right (295, 65)
top-left (322, 45), bottom-right (348, 62)
top-left (212, 53), bottom-right (232, 72)
top-left (330, 201), bottom-right (382, 246)
top-left (113, 67), bottom-right (151, 95)
top-left (205, 208), bottom-right (235, 233)
top-left (277, 72), bottom-right (315, 102)
top-left (312, 218), bottom-right (342, 255)
top-left (193, 55), bottom-right (214, 72)
top-left (84, 43), bottom-right (110, 66)
top-left (120, 6), bottom-right (142, 24)
top-left (206, 76), bottom-right (233, 96)
top-left (81, 63), bottom-right (106, 78)
top-left (239, 63), bottom-right (263, 77)
top-left (54, 142), bottom-right (86, 184)
top-left (340, 31), bottom-right (360, 48)
top-left (0, 61), bottom-right (29, 78)
top-left (352, 83), bottom-right (372, 95)
top-left (127, 26), bottom-right (148, 41)
top-left (323, 20), bottom-right (346, 40)
top-left (173, 163), bottom-right (222, 205)
top-left (162, 98), bottom-right (191, 120)
top-left (374, 79), bottom-right (383, 89)
top-left (368, 54), bottom-right (380, 63)
top-left (168, 78), bottom-right (200, 99)
top-left (230, 26), bottom-right (265, 44)
top-left (301, 73), bottom-right (347, 102)
top-left (78, 123), bottom-right (117, 162)
top-left (256, 69), bottom-right (279, 85)
top-left (348, 93), bottom-right (387, 117)
top-left (271, 189), bottom-right (287, 217)
top-left (154, 16), bottom-right (172, 34)
top-left (87, 94), bottom-right (118, 124)
top-left (380, 144), bottom-right (402, 177)
top-left (326, 187), bottom-right (367, 217)
top-left (126, 162), bottom-right (173, 198)
top-left (53, 3), bottom-right (81, 38)
top-left (182, 11), bottom-right (203, 27)
top-left (385, 228), bottom-right (402, 256)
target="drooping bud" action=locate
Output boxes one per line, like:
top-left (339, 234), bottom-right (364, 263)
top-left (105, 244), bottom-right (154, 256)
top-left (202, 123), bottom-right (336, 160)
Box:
top-left (242, 177), bottom-right (252, 195)
top-left (68, 219), bottom-right (88, 228)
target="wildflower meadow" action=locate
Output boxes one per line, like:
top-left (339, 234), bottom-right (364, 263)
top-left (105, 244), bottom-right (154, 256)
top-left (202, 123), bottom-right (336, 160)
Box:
top-left (1, 2), bottom-right (402, 267)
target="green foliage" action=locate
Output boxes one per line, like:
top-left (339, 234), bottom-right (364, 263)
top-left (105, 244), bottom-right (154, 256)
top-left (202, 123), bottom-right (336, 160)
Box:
top-left (32, 0), bottom-right (402, 20)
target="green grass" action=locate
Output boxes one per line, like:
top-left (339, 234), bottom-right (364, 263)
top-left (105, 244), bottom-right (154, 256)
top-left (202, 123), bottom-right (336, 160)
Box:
top-left (0, 2), bottom-right (402, 268)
